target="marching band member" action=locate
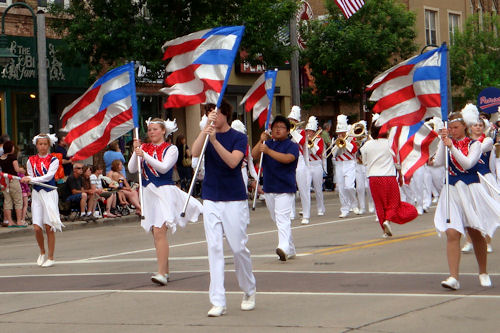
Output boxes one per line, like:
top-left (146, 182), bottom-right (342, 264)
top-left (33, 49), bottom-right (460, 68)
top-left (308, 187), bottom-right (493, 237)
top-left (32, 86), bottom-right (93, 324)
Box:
top-left (231, 120), bottom-right (258, 193)
top-left (360, 125), bottom-right (417, 237)
top-left (192, 100), bottom-right (256, 317)
top-left (329, 115), bottom-right (358, 218)
top-left (354, 121), bottom-right (374, 214)
top-left (288, 105), bottom-right (311, 224)
top-left (128, 118), bottom-right (202, 286)
top-left (460, 104), bottom-right (497, 253)
top-left (305, 116), bottom-right (326, 216)
top-left (22, 133), bottom-right (64, 268)
top-left (252, 115), bottom-right (299, 261)
top-left (434, 111), bottom-right (500, 290)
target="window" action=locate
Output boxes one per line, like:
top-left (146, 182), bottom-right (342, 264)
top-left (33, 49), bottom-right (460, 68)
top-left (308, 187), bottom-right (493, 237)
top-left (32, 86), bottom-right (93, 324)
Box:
top-left (449, 13), bottom-right (460, 45)
top-left (425, 9), bottom-right (438, 46)
top-left (0, 0), bottom-right (13, 6)
top-left (38, 0), bottom-right (69, 8)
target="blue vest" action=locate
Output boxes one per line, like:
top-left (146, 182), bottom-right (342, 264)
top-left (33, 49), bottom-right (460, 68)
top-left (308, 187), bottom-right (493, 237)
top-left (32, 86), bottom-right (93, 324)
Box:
top-left (141, 145), bottom-right (175, 187)
top-left (448, 139), bottom-right (479, 186)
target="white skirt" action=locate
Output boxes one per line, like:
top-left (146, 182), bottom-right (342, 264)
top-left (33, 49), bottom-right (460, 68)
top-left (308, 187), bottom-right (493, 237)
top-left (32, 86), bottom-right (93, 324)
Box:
top-left (434, 180), bottom-right (500, 237)
top-left (141, 184), bottom-right (203, 233)
top-left (31, 190), bottom-right (64, 232)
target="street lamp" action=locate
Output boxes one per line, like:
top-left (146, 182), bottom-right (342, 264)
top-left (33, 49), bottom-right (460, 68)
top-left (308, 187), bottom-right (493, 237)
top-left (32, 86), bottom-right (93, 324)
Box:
top-left (0, 2), bottom-right (49, 133)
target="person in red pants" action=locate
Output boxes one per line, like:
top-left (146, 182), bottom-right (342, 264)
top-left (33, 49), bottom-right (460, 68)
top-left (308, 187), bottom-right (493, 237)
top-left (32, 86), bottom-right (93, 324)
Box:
top-left (360, 125), bottom-right (418, 237)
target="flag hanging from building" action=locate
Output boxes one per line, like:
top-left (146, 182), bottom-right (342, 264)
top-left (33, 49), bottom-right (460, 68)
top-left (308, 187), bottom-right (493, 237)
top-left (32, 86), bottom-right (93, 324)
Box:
top-left (240, 70), bottom-right (278, 128)
top-left (161, 26), bottom-right (245, 109)
top-left (367, 44), bottom-right (449, 133)
top-left (335, 0), bottom-right (365, 19)
top-left (389, 121), bottom-right (439, 184)
top-left (60, 62), bottom-right (138, 161)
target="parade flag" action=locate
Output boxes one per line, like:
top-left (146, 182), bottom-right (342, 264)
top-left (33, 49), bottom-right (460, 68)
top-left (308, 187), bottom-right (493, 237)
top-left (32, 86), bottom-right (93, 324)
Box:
top-left (161, 26), bottom-right (245, 109)
top-left (60, 63), bottom-right (138, 161)
top-left (240, 69), bottom-right (278, 128)
top-left (389, 121), bottom-right (439, 184)
top-left (0, 171), bottom-right (13, 191)
top-left (335, 0), bottom-right (365, 19)
top-left (367, 44), bottom-right (448, 133)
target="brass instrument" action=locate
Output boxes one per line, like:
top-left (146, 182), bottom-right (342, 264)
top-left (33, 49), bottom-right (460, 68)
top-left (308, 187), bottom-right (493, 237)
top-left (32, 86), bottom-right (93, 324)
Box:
top-left (307, 129), bottom-right (323, 149)
top-left (325, 121), bottom-right (367, 158)
top-left (290, 121), bottom-right (305, 132)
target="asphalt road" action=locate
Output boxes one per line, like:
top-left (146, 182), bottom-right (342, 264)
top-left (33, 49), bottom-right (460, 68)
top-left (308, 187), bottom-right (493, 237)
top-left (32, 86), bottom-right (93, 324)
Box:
top-left (0, 191), bottom-right (499, 332)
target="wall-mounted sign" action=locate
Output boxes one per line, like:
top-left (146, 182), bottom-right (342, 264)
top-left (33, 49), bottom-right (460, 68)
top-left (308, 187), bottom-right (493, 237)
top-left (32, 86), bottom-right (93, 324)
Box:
top-left (477, 87), bottom-right (500, 114)
top-left (238, 50), bottom-right (266, 74)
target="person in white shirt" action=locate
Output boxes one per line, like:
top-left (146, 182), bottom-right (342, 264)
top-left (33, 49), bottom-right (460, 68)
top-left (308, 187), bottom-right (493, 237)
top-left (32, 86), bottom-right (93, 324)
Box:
top-left (305, 116), bottom-right (326, 216)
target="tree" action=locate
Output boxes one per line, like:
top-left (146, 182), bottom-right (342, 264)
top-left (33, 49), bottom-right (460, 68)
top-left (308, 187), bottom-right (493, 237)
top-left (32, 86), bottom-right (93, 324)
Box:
top-left (48, 0), bottom-right (298, 80)
top-left (300, 0), bottom-right (416, 109)
top-left (450, 13), bottom-right (500, 106)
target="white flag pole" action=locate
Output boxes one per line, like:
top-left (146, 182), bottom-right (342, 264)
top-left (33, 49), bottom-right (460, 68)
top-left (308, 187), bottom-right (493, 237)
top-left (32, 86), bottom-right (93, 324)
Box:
top-left (134, 128), bottom-right (145, 220)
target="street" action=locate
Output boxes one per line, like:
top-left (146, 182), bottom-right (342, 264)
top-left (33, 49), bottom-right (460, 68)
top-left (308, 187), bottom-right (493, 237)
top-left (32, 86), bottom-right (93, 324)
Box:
top-left (0, 191), bottom-right (499, 332)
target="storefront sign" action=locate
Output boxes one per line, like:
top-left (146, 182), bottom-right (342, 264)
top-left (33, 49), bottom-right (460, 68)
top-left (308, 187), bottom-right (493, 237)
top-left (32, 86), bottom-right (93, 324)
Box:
top-left (477, 87), bottom-right (500, 114)
top-left (0, 36), bottom-right (88, 88)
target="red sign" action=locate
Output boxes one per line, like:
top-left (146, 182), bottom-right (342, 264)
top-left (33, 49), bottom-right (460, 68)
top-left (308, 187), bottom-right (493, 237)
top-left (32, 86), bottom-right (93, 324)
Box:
top-left (297, 1), bottom-right (314, 49)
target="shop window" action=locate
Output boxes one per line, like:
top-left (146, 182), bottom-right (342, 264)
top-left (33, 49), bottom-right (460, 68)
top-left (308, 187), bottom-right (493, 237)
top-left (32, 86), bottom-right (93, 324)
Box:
top-left (449, 13), bottom-right (461, 45)
top-left (425, 9), bottom-right (438, 46)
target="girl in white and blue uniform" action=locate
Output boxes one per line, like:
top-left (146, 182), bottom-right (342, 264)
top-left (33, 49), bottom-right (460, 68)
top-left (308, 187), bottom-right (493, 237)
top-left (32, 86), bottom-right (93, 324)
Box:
top-left (128, 118), bottom-right (202, 286)
top-left (22, 133), bottom-right (63, 268)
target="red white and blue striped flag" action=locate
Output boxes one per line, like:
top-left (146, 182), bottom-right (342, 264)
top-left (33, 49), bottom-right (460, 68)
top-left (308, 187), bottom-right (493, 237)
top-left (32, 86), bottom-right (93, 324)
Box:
top-left (60, 62), bottom-right (138, 161)
top-left (161, 26), bottom-right (245, 109)
top-left (367, 44), bottom-right (449, 133)
top-left (389, 121), bottom-right (439, 184)
top-left (240, 70), bottom-right (278, 128)
top-left (335, 0), bottom-right (365, 19)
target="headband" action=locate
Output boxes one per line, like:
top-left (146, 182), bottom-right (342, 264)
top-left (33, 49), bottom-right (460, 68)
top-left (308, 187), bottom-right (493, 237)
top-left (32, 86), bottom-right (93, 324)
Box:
top-left (32, 133), bottom-right (58, 146)
top-left (448, 118), bottom-right (463, 124)
top-left (145, 117), bottom-right (178, 137)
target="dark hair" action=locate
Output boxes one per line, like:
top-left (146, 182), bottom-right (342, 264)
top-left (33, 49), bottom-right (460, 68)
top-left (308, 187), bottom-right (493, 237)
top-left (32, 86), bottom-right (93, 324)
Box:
top-left (271, 115), bottom-right (291, 131)
top-left (111, 159), bottom-right (122, 172)
top-left (2, 141), bottom-right (14, 154)
top-left (449, 112), bottom-right (469, 137)
top-left (90, 165), bottom-right (103, 173)
top-left (108, 141), bottom-right (119, 151)
top-left (175, 134), bottom-right (185, 146)
top-left (370, 125), bottom-right (387, 139)
top-left (219, 99), bottom-right (233, 119)
top-left (203, 103), bottom-right (216, 115)
top-left (82, 165), bottom-right (91, 189)
top-left (480, 112), bottom-right (490, 120)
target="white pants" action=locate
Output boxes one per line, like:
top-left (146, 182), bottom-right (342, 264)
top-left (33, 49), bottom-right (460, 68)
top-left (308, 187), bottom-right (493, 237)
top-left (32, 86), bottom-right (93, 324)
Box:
top-left (429, 165), bottom-right (444, 197)
top-left (409, 167), bottom-right (424, 211)
top-left (203, 200), bottom-right (256, 307)
top-left (295, 156), bottom-right (311, 218)
top-left (264, 193), bottom-right (296, 255)
top-left (309, 159), bottom-right (325, 214)
top-left (335, 160), bottom-right (357, 215)
top-left (355, 163), bottom-right (373, 212)
top-left (422, 165), bottom-right (433, 209)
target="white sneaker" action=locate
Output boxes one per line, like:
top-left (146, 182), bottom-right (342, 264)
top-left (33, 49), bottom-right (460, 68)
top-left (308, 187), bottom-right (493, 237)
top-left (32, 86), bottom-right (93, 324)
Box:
top-left (339, 212), bottom-right (349, 218)
top-left (241, 293), bottom-right (256, 311)
top-left (41, 259), bottom-right (55, 268)
top-left (287, 253), bottom-right (296, 260)
top-left (207, 305), bottom-right (226, 317)
top-left (461, 242), bottom-right (473, 253)
top-left (301, 218), bottom-right (309, 225)
top-left (487, 244), bottom-right (493, 253)
top-left (441, 276), bottom-right (460, 290)
top-left (93, 211), bottom-right (101, 218)
top-left (276, 248), bottom-right (287, 261)
top-left (417, 206), bottom-right (423, 215)
top-left (479, 273), bottom-right (492, 287)
top-left (37, 254), bottom-right (46, 266)
top-left (317, 211), bottom-right (324, 216)
top-left (382, 221), bottom-right (392, 237)
top-left (353, 207), bottom-right (361, 215)
top-left (151, 273), bottom-right (168, 286)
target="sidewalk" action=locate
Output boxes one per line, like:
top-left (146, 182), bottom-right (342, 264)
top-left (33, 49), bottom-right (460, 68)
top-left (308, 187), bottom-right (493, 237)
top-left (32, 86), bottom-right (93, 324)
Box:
top-left (0, 215), bottom-right (140, 239)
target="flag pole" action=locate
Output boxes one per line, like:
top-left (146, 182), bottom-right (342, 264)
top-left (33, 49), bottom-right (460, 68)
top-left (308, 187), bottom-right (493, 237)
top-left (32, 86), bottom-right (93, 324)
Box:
top-left (134, 128), bottom-right (145, 220)
top-left (444, 42), bottom-right (451, 224)
top-left (252, 142), bottom-right (265, 211)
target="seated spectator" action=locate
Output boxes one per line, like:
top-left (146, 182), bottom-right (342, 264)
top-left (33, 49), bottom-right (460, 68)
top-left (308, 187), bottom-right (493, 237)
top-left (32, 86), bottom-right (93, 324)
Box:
top-left (104, 141), bottom-right (126, 178)
top-left (64, 163), bottom-right (95, 220)
top-left (108, 159), bottom-right (141, 214)
top-left (90, 165), bottom-right (117, 218)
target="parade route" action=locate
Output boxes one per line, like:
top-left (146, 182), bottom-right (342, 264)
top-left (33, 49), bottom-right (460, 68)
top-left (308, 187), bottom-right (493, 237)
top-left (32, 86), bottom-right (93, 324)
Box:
top-left (1, 192), bottom-right (499, 332)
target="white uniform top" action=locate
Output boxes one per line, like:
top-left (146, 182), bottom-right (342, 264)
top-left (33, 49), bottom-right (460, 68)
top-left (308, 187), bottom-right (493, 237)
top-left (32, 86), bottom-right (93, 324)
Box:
top-left (360, 139), bottom-right (397, 177)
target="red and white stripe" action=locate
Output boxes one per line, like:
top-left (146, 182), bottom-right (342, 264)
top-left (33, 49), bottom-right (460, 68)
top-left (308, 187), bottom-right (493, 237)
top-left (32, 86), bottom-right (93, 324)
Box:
top-left (309, 138), bottom-right (324, 161)
top-left (335, 139), bottom-right (358, 161)
top-left (335, 0), bottom-right (365, 19)
top-left (240, 73), bottom-right (274, 127)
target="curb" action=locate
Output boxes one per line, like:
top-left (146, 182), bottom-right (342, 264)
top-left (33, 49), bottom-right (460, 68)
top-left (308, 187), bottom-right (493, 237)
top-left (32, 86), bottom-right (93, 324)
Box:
top-left (0, 215), bottom-right (140, 240)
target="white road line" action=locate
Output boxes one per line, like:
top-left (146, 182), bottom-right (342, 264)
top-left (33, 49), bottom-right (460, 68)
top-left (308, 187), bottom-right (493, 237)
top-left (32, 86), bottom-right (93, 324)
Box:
top-left (0, 270), bottom-right (498, 279)
top-left (85, 215), bottom-right (372, 261)
top-left (0, 289), bottom-right (497, 299)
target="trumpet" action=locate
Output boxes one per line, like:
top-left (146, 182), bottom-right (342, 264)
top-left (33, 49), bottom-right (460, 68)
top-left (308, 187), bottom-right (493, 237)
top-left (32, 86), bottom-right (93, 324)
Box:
top-left (307, 129), bottom-right (323, 149)
top-left (290, 121), bottom-right (305, 132)
top-left (325, 121), bottom-right (367, 158)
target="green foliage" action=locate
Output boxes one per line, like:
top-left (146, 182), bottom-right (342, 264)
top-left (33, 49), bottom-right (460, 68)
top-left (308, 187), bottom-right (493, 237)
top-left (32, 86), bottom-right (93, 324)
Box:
top-left (48, 0), bottom-right (298, 80)
top-left (300, 0), bottom-right (416, 104)
top-left (450, 13), bottom-right (500, 105)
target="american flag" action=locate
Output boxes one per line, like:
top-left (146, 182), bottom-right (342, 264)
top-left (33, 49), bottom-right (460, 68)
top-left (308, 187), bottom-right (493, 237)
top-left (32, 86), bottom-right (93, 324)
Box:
top-left (389, 121), bottom-right (439, 184)
top-left (335, 0), bottom-right (365, 19)
top-left (60, 63), bottom-right (138, 161)
top-left (161, 26), bottom-right (245, 109)
top-left (367, 44), bottom-right (449, 133)
top-left (240, 70), bottom-right (278, 128)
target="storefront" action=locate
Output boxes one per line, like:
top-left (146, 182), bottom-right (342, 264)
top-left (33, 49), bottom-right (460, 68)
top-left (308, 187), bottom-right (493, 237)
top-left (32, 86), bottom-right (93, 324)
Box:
top-left (0, 35), bottom-right (88, 157)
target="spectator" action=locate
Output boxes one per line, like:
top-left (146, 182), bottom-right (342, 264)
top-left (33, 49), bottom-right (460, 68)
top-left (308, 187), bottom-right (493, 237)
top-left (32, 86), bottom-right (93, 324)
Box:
top-left (0, 141), bottom-right (24, 227)
top-left (109, 159), bottom-right (141, 214)
top-left (175, 134), bottom-right (192, 191)
top-left (90, 165), bottom-right (117, 218)
top-left (0, 134), bottom-right (11, 156)
top-left (64, 163), bottom-right (94, 220)
top-left (104, 141), bottom-right (126, 178)
top-left (54, 135), bottom-right (72, 177)
top-left (82, 165), bottom-right (99, 218)
top-left (18, 165), bottom-right (31, 225)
